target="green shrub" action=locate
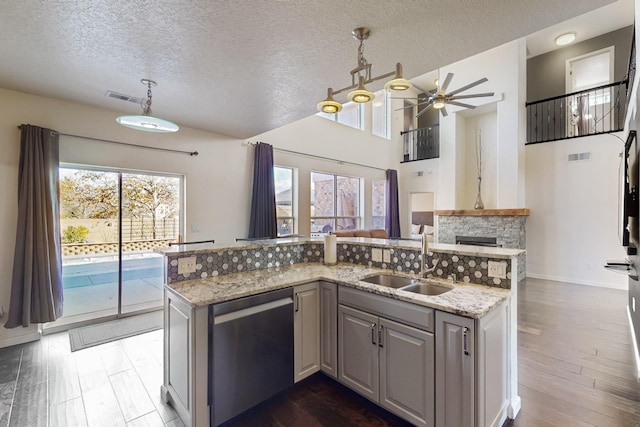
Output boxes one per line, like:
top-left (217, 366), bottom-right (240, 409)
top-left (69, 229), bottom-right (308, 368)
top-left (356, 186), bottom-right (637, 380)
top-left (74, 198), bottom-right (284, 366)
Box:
top-left (62, 225), bottom-right (90, 244)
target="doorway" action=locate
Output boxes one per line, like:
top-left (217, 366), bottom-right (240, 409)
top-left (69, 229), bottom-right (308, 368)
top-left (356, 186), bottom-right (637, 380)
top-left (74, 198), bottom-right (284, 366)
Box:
top-left (46, 166), bottom-right (182, 330)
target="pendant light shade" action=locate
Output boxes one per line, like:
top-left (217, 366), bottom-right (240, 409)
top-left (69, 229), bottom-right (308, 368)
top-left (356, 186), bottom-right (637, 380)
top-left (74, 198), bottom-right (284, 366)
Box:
top-left (347, 76), bottom-right (375, 103)
top-left (384, 63), bottom-right (413, 91)
top-left (316, 88), bottom-right (343, 114)
top-left (116, 79), bottom-right (179, 133)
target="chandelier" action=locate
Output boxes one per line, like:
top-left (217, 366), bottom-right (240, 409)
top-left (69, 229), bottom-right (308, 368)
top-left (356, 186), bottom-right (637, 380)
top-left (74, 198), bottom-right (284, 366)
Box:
top-left (116, 79), bottom-right (179, 133)
top-left (317, 27), bottom-right (412, 114)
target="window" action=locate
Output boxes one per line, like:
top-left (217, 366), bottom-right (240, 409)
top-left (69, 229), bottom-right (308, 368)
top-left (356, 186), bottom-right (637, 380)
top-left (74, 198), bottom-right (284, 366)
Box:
top-left (372, 90), bottom-right (390, 139)
top-left (372, 180), bottom-right (386, 229)
top-left (316, 101), bottom-right (364, 130)
top-left (274, 166), bottom-right (295, 236)
top-left (310, 172), bottom-right (361, 235)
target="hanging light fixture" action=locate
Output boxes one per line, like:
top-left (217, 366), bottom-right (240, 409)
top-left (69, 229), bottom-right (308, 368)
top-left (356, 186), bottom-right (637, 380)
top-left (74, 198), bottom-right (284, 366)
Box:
top-left (116, 79), bottom-right (179, 133)
top-left (317, 27), bottom-right (412, 113)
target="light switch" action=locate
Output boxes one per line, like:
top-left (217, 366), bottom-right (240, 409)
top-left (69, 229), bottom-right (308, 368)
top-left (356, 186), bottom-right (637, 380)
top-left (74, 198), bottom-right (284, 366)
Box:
top-left (488, 261), bottom-right (507, 279)
top-left (383, 249), bottom-right (391, 263)
top-left (372, 248), bottom-right (382, 262)
top-left (178, 256), bottom-right (197, 275)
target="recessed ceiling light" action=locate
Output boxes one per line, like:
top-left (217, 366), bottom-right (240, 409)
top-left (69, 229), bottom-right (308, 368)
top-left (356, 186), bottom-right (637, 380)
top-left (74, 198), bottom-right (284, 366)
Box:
top-left (555, 32), bottom-right (576, 46)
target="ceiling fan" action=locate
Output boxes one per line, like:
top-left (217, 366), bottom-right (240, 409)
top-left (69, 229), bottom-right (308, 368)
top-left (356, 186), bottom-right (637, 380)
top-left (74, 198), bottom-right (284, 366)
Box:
top-left (395, 73), bottom-right (494, 117)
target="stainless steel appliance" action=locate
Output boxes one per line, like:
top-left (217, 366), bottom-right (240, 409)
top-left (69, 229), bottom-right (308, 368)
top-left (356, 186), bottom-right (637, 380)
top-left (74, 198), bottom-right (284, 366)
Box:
top-left (211, 287), bottom-right (294, 425)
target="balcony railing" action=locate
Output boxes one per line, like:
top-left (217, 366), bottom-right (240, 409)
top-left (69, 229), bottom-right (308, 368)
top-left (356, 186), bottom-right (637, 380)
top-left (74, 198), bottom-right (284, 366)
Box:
top-left (526, 80), bottom-right (628, 144)
top-left (401, 125), bottom-right (440, 162)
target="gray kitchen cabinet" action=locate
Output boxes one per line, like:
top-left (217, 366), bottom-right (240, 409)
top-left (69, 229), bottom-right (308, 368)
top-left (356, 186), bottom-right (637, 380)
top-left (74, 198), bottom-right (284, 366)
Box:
top-left (319, 281), bottom-right (338, 378)
top-left (436, 300), bottom-right (509, 427)
top-left (162, 288), bottom-right (209, 427)
top-left (338, 287), bottom-right (435, 427)
top-left (435, 310), bottom-right (475, 427)
top-left (338, 304), bottom-right (379, 400)
top-left (294, 282), bottom-right (320, 382)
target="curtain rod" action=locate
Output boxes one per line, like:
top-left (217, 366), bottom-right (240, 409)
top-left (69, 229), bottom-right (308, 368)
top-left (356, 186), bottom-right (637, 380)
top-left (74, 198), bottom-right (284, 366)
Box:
top-left (249, 142), bottom-right (386, 172)
top-left (17, 126), bottom-right (199, 156)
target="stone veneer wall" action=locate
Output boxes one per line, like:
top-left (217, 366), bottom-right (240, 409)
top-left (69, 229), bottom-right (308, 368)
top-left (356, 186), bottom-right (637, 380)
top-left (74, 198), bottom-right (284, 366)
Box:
top-left (167, 241), bottom-right (513, 289)
top-left (437, 215), bottom-right (526, 281)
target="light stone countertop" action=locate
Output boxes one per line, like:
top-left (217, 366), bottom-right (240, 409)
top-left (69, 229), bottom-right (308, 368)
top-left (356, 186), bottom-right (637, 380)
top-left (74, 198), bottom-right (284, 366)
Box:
top-left (166, 262), bottom-right (510, 319)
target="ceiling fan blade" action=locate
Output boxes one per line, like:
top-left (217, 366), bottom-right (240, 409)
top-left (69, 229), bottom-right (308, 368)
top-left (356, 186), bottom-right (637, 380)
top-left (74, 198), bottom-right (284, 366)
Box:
top-left (447, 77), bottom-right (488, 97)
top-left (415, 103), bottom-right (434, 119)
top-left (449, 92), bottom-right (494, 100)
top-left (440, 106), bottom-right (448, 117)
top-left (389, 95), bottom-right (428, 100)
top-left (447, 101), bottom-right (477, 109)
top-left (439, 73), bottom-right (454, 94)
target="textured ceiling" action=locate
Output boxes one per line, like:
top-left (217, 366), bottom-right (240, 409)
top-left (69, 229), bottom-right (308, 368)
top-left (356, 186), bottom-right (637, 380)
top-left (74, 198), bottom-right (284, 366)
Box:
top-left (0, 0), bottom-right (628, 138)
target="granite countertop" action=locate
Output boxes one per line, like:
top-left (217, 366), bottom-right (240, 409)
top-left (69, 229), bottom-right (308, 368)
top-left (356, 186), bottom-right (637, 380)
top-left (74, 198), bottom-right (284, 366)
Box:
top-left (166, 262), bottom-right (510, 319)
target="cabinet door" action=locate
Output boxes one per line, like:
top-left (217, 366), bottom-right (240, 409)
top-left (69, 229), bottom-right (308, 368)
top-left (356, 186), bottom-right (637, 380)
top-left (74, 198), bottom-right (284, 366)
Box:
top-left (319, 281), bottom-right (338, 378)
top-left (435, 311), bottom-right (475, 427)
top-left (338, 304), bottom-right (379, 400)
top-left (294, 282), bottom-right (320, 382)
top-left (379, 318), bottom-right (434, 427)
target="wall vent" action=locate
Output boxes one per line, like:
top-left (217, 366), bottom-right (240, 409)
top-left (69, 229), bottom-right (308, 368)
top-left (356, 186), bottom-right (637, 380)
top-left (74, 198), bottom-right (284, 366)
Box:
top-left (104, 90), bottom-right (143, 105)
top-left (567, 152), bottom-right (591, 162)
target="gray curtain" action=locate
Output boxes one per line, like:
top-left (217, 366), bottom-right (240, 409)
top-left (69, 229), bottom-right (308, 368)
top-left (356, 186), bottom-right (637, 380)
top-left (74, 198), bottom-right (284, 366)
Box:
top-left (248, 142), bottom-right (277, 238)
top-left (5, 125), bottom-right (63, 328)
top-left (385, 169), bottom-right (401, 238)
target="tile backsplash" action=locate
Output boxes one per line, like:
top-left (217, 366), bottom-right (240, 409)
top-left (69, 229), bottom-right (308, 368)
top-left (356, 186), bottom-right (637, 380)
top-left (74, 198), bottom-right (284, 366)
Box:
top-left (166, 241), bottom-right (512, 289)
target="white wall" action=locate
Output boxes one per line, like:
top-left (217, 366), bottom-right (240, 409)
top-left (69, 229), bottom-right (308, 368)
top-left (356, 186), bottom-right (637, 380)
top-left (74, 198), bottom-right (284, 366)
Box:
top-left (0, 87), bottom-right (398, 346)
top-left (462, 109), bottom-right (498, 209)
top-left (526, 133), bottom-right (627, 289)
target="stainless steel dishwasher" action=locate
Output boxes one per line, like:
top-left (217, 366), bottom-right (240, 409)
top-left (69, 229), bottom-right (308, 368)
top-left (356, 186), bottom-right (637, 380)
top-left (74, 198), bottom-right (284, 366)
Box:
top-left (210, 287), bottom-right (294, 426)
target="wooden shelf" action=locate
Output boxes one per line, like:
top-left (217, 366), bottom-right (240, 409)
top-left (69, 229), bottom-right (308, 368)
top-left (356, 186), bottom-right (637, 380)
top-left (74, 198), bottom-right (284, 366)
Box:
top-left (434, 208), bottom-right (530, 217)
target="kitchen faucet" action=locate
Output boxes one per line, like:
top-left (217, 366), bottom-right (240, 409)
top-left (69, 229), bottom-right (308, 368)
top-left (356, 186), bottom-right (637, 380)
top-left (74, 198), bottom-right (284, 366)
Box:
top-left (420, 232), bottom-right (438, 277)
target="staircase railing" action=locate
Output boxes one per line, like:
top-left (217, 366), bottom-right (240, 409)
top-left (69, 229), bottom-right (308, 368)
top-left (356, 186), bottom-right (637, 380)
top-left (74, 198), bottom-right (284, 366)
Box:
top-left (401, 124), bottom-right (440, 162)
top-left (525, 80), bottom-right (628, 145)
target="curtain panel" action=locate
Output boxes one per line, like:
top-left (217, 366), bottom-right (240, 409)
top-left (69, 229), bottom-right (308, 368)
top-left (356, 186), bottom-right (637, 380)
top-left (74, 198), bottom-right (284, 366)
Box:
top-left (385, 169), bottom-right (401, 238)
top-left (248, 142), bottom-right (277, 239)
top-left (6, 124), bottom-right (63, 328)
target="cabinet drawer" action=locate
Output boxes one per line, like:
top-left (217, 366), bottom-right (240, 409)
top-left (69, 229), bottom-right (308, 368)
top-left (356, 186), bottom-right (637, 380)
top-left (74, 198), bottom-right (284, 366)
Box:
top-left (339, 287), bottom-right (433, 332)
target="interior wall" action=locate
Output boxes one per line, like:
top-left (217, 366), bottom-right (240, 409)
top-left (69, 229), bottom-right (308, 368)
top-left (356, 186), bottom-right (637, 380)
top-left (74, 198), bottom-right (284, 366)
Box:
top-left (527, 25), bottom-right (633, 102)
top-left (525, 132), bottom-right (627, 288)
top-left (462, 110), bottom-right (498, 209)
top-left (411, 193), bottom-right (434, 211)
top-left (0, 87), bottom-right (398, 346)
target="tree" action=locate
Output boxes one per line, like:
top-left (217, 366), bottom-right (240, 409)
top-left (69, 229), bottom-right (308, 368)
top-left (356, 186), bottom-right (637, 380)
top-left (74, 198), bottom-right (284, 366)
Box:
top-left (123, 174), bottom-right (179, 239)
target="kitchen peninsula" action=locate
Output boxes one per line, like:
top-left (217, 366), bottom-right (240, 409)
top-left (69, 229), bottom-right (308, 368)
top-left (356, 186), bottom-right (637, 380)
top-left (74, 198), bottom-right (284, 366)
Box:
top-left (158, 238), bottom-right (523, 427)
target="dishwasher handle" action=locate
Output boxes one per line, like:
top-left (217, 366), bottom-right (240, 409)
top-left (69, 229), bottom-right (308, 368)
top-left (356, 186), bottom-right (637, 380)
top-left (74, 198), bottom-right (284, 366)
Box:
top-left (214, 297), bottom-right (293, 325)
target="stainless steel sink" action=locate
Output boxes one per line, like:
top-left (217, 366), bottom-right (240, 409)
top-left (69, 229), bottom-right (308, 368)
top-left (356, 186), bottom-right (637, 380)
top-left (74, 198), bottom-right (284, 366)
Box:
top-left (401, 283), bottom-right (451, 296)
top-left (360, 274), bottom-right (451, 296)
top-left (361, 274), bottom-right (417, 288)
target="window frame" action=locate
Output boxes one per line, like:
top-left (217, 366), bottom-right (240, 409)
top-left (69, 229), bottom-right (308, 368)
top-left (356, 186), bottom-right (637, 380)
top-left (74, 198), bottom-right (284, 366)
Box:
top-left (316, 101), bottom-right (364, 131)
top-left (372, 89), bottom-right (391, 140)
top-left (274, 165), bottom-right (296, 237)
top-left (310, 171), bottom-right (363, 235)
top-left (371, 179), bottom-right (386, 229)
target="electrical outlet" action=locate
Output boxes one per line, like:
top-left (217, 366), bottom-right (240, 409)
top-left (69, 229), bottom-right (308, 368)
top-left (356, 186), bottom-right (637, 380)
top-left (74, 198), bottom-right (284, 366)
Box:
top-left (372, 248), bottom-right (382, 262)
top-left (383, 249), bottom-right (391, 263)
top-left (488, 261), bottom-right (507, 279)
top-left (178, 256), bottom-right (197, 275)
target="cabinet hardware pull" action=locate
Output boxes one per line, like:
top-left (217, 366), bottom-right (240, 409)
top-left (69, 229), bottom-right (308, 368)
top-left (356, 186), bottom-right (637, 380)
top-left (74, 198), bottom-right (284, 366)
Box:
top-left (463, 327), bottom-right (469, 355)
top-left (371, 323), bottom-right (377, 345)
top-left (295, 294), bottom-right (300, 312)
top-left (378, 325), bottom-right (384, 348)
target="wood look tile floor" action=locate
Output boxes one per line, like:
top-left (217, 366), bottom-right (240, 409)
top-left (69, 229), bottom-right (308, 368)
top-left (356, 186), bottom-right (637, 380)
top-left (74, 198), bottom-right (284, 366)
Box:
top-left (0, 277), bottom-right (639, 426)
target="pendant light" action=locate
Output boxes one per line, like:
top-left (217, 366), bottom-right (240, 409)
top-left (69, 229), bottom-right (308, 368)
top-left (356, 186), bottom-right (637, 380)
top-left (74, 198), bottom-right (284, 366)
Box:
top-left (116, 79), bottom-right (179, 133)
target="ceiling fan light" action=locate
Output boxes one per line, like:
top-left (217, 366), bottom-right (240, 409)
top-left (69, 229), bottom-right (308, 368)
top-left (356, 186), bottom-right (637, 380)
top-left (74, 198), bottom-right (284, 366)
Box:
top-left (116, 115), bottom-right (180, 133)
top-left (555, 32), bottom-right (576, 46)
top-left (317, 88), bottom-right (343, 113)
top-left (348, 76), bottom-right (375, 103)
top-left (432, 97), bottom-right (446, 109)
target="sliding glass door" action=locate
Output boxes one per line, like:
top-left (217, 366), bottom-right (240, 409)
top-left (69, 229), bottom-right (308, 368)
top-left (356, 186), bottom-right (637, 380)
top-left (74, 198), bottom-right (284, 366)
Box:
top-left (50, 166), bottom-right (182, 328)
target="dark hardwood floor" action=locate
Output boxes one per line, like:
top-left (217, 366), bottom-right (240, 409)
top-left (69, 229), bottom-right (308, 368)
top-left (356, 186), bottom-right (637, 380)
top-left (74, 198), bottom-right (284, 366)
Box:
top-left (0, 277), bottom-right (638, 426)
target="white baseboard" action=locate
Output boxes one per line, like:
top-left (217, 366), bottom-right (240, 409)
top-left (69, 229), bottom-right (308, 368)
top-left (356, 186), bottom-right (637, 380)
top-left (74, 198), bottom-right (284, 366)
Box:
top-left (627, 305), bottom-right (640, 379)
top-left (0, 330), bottom-right (42, 348)
top-left (525, 272), bottom-right (627, 290)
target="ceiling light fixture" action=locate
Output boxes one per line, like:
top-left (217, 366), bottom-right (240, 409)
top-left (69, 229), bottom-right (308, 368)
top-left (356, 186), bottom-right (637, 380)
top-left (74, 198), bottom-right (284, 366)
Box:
top-left (317, 27), bottom-right (412, 114)
top-left (555, 32), bottom-right (576, 46)
top-left (116, 79), bottom-right (179, 133)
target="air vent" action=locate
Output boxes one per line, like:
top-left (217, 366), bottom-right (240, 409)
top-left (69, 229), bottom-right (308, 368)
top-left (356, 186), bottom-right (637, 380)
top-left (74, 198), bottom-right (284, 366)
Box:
top-left (567, 152), bottom-right (591, 162)
top-left (104, 90), bottom-right (143, 105)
